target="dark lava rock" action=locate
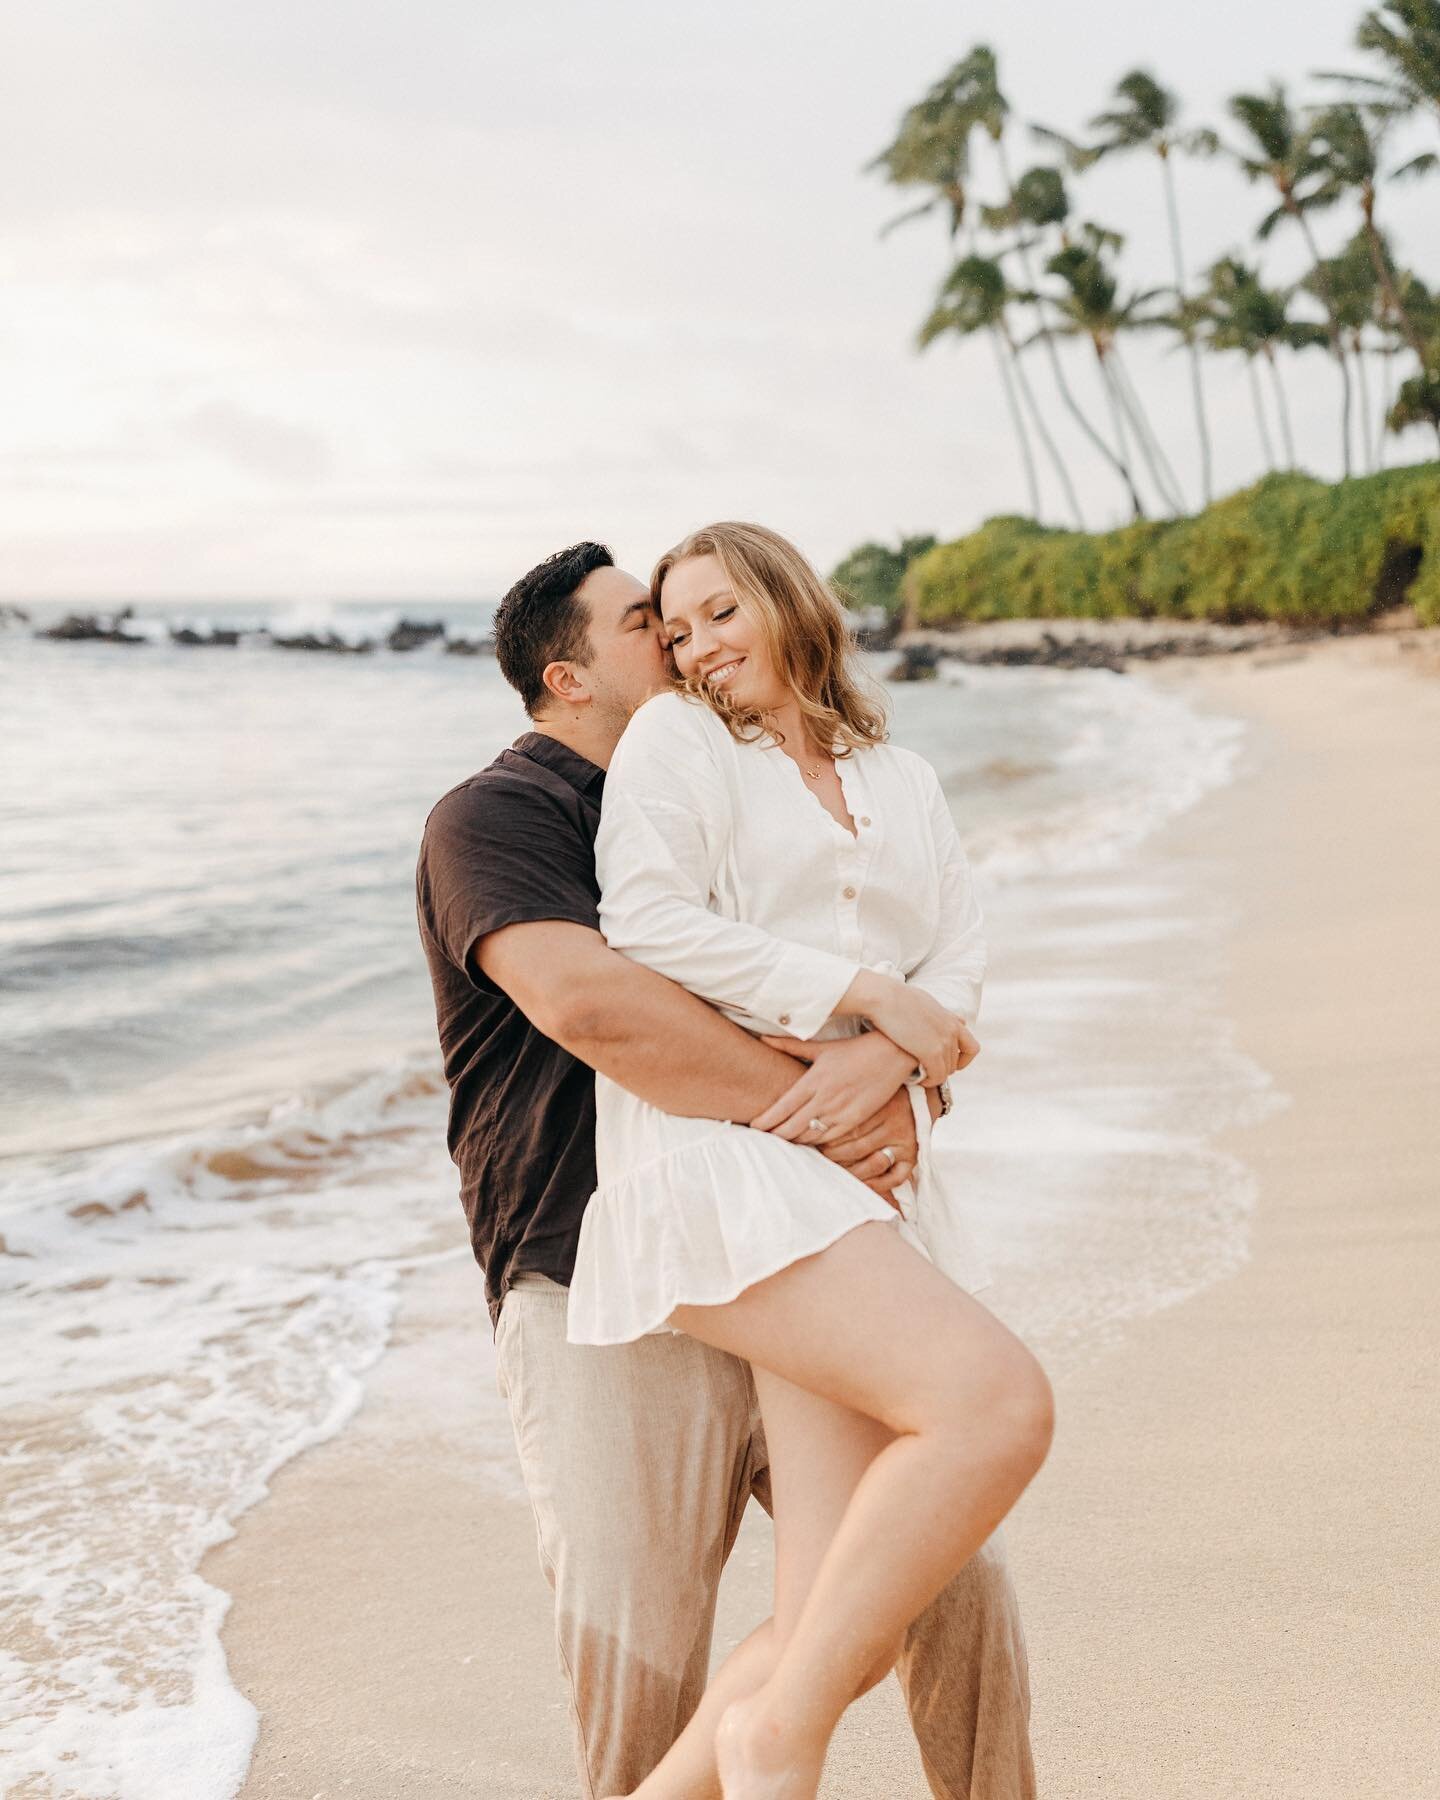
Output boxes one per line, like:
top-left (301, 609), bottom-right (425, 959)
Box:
top-left (444, 635), bottom-right (495, 656)
top-left (887, 643), bottom-right (941, 682)
top-left (170, 626), bottom-right (242, 647)
top-left (267, 630), bottom-right (375, 655)
top-left (37, 608), bottom-right (146, 645)
top-left (386, 618), bottom-right (447, 653)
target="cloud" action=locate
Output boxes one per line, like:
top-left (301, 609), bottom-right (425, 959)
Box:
top-left (177, 401), bottom-right (332, 484)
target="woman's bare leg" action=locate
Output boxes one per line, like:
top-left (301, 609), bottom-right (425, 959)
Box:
top-left (612, 1621), bottom-right (775, 1799)
top-left (617, 1374), bottom-right (899, 1798)
top-left (616, 1313), bottom-right (1021, 1800)
top-left (671, 1221), bottom-right (1054, 1799)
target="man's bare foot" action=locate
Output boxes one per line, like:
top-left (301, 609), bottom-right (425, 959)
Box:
top-left (713, 1692), bottom-right (827, 1800)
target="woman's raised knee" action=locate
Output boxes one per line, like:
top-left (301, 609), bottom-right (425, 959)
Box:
top-left (928, 1333), bottom-right (1055, 1482)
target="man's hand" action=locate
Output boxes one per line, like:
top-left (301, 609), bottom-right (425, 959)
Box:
top-left (748, 1030), bottom-right (915, 1144)
top-left (819, 1087), bottom-right (920, 1210)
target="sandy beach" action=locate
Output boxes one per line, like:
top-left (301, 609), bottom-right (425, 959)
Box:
top-left (205, 629), bottom-right (1440, 1799)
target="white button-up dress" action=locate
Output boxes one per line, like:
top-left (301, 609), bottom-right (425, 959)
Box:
top-left (566, 689), bottom-right (992, 1346)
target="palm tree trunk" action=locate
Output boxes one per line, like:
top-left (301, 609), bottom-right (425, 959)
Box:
top-left (1001, 316), bottom-right (1086, 528)
top-left (1263, 346), bottom-right (1298, 469)
top-left (1290, 202), bottom-right (1353, 479)
top-left (1246, 356), bottom-right (1278, 470)
top-left (1111, 344), bottom-right (1189, 513)
top-left (1360, 197), bottom-right (1428, 364)
top-left (1376, 337), bottom-right (1394, 469)
top-left (993, 131), bottom-right (1146, 518)
top-left (1352, 335), bottom-right (1375, 475)
top-left (988, 324), bottom-right (1043, 518)
top-left (1095, 347), bottom-right (1151, 512)
top-left (1160, 151), bottom-right (1213, 506)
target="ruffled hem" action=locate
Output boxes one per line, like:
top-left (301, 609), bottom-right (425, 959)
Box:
top-left (566, 1128), bottom-right (916, 1346)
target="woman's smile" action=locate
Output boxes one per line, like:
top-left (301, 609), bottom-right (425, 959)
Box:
top-left (704, 655), bottom-right (746, 686)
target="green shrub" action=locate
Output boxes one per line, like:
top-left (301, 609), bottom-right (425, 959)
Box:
top-left (903, 464), bottom-right (1440, 629)
top-left (831, 535), bottom-right (937, 619)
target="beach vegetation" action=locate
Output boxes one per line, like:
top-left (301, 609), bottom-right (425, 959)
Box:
top-left (867, 4), bottom-right (1440, 528)
top-left (831, 536), bottom-right (938, 620)
top-left (899, 463), bottom-right (1440, 628)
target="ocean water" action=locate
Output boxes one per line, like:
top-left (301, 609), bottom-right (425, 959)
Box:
top-left (0, 604), bottom-right (1283, 1797)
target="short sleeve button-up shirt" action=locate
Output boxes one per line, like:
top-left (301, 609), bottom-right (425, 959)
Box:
top-left (415, 732), bottom-right (606, 1329)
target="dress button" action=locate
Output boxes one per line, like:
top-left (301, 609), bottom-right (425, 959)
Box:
top-left (843, 885), bottom-right (857, 899)
top-left (778, 1013), bottom-right (791, 1026)
top-left (860, 816), bottom-right (872, 828)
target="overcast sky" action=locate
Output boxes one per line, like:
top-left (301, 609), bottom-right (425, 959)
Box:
top-left (2, 0), bottom-right (1434, 602)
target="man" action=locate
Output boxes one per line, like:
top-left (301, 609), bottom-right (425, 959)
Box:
top-left (415, 541), bottom-right (1036, 1798)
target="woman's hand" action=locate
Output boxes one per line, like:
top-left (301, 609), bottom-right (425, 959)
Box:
top-left (748, 1030), bottom-right (915, 1144)
top-left (838, 971), bottom-right (977, 1086)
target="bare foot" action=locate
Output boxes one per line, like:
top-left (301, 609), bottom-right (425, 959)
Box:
top-left (714, 1692), bottom-right (826, 1800)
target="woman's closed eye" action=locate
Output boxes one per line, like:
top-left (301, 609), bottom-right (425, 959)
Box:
top-left (667, 605), bottom-right (736, 652)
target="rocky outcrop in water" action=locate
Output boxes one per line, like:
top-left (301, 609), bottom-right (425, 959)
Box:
top-left (36, 608), bottom-right (146, 644)
top-left (264, 629), bottom-right (376, 655)
top-left (385, 619), bottom-right (447, 653)
top-left (170, 626), bottom-right (241, 647)
top-left (888, 643), bottom-right (941, 682)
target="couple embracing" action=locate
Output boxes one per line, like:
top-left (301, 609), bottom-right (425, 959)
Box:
top-left (415, 522), bottom-right (1053, 1799)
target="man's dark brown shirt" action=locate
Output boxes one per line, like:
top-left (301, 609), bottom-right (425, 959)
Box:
top-left (415, 732), bottom-right (604, 1329)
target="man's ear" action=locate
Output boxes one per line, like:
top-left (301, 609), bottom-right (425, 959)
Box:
top-left (539, 660), bottom-right (591, 710)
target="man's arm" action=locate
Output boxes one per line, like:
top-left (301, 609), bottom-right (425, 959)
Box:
top-left (478, 918), bottom-right (799, 1121)
top-left (476, 919), bottom-right (919, 1191)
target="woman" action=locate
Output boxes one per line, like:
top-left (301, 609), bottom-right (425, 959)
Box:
top-left (568, 522), bottom-right (1053, 1800)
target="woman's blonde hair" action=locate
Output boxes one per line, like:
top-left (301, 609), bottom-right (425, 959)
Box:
top-left (649, 521), bottom-right (889, 756)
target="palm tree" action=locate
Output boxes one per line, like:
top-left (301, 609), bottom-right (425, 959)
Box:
top-left (1037, 70), bottom-right (1220, 505)
top-left (917, 257), bottom-right (1044, 518)
top-left (1321, 0), bottom-right (1440, 129)
top-left (921, 256), bottom-right (1092, 526)
top-left (867, 65), bottom-right (978, 240)
top-left (1384, 271), bottom-right (1440, 447)
top-left (1197, 257), bottom-right (1329, 470)
top-left (1017, 223), bottom-right (1178, 516)
top-left (932, 47), bottom-right (1151, 517)
top-left (869, 50), bottom-right (1126, 521)
top-left (1223, 83), bottom-right (1356, 476)
top-left (978, 151), bottom-right (1155, 515)
top-left (1302, 236), bottom-right (1384, 470)
top-left (869, 64), bottom-right (1061, 521)
top-left (1305, 100), bottom-right (1437, 363)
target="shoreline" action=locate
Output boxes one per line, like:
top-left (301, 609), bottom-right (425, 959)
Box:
top-left (204, 631), bottom-right (1440, 1797)
top-left (884, 608), bottom-right (1440, 677)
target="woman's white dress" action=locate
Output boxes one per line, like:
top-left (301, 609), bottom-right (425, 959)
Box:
top-left (566, 690), bottom-right (993, 1346)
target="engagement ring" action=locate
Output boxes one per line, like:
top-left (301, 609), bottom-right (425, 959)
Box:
top-left (808, 1118), bottom-right (828, 1135)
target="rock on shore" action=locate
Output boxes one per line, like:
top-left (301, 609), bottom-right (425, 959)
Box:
top-left (890, 616), bottom-right (1339, 678)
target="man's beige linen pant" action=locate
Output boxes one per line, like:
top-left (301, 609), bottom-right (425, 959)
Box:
top-left (494, 1273), bottom-right (1036, 1800)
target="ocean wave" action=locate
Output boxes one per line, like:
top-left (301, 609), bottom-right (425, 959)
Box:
top-left (0, 1056), bottom-right (463, 1797)
top-left (945, 663), bottom-right (1250, 883)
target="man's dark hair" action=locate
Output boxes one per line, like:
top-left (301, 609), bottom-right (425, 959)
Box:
top-left (493, 541), bottom-right (614, 717)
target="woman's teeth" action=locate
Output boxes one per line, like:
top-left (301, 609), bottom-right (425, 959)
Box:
top-left (707, 659), bottom-right (744, 684)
